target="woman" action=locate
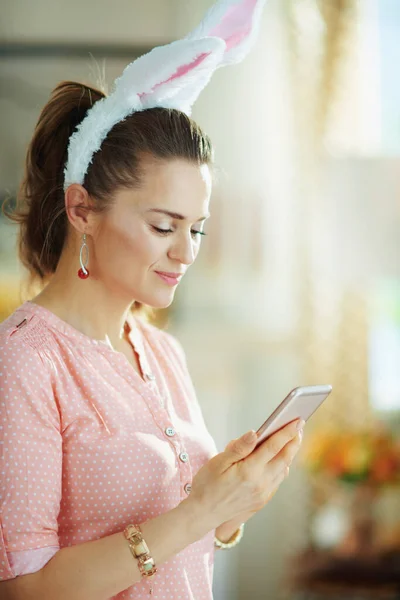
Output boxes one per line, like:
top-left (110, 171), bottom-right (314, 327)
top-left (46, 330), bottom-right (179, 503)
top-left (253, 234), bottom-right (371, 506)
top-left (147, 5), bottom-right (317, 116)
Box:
top-left (0, 1), bottom-right (304, 598)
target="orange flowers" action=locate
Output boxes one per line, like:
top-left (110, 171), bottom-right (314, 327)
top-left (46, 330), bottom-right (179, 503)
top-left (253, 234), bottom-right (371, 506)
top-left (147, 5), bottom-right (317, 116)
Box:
top-left (300, 427), bottom-right (400, 486)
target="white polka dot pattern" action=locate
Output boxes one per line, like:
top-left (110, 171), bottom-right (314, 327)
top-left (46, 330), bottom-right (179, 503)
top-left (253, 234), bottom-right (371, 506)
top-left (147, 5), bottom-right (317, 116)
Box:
top-left (0, 301), bottom-right (219, 599)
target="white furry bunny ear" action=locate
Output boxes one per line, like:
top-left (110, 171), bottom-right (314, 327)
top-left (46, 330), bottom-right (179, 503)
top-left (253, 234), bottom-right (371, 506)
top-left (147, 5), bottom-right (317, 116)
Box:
top-left (63, 0), bottom-right (267, 190)
top-left (186, 0), bottom-right (267, 66)
top-left (63, 37), bottom-right (225, 190)
top-left (137, 0), bottom-right (267, 114)
top-left (119, 37), bottom-right (227, 115)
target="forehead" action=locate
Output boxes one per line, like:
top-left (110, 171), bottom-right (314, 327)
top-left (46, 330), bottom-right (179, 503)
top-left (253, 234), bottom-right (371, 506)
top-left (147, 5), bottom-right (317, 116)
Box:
top-left (117, 158), bottom-right (212, 219)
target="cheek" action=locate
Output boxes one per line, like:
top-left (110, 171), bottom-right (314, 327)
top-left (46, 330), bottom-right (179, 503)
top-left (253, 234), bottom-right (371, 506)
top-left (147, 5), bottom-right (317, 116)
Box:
top-left (96, 221), bottom-right (162, 272)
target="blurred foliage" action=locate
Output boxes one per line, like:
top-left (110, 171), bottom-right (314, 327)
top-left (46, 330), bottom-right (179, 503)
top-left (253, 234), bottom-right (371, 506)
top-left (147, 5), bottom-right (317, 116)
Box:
top-left (301, 425), bottom-right (400, 487)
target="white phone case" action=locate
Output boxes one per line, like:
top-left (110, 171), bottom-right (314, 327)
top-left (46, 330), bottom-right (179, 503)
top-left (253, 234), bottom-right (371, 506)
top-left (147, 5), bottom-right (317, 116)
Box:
top-left (254, 385), bottom-right (333, 448)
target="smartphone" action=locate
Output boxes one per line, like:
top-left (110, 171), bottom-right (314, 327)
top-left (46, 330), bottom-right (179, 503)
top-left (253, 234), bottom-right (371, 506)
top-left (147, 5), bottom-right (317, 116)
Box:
top-left (254, 385), bottom-right (333, 449)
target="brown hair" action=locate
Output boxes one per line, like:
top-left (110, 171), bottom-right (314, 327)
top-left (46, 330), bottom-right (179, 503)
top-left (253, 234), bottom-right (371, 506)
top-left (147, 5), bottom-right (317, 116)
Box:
top-left (2, 80), bottom-right (214, 321)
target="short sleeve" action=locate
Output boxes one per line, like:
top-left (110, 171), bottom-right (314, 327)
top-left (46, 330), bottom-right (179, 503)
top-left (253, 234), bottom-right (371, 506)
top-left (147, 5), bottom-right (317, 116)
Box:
top-left (0, 336), bottom-right (62, 581)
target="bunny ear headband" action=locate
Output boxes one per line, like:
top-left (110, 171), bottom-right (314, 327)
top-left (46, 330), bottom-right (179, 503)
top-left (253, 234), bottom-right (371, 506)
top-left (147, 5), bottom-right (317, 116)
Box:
top-left (63, 0), bottom-right (267, 192)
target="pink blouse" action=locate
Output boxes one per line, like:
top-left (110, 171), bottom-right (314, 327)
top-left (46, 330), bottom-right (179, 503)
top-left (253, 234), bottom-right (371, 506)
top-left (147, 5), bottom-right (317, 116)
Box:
top-left (0, 300), bottom-right (219, 598)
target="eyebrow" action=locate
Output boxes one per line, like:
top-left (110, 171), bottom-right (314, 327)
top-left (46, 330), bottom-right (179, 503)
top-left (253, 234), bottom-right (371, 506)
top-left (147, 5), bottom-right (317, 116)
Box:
top-left (146, 208), bottom-right (210, 222)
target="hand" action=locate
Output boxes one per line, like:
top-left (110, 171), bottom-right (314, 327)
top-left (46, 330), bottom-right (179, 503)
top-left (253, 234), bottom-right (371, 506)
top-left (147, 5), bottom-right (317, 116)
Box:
top-left (188, 418), bottom-right (305, 532)
top-left (215, 424), bottom-right (304, 540)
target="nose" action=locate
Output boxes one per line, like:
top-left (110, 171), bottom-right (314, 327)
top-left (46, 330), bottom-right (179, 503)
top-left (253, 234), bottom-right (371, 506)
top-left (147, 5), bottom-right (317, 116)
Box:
top-left (168, 231), bottom-right (197, 266)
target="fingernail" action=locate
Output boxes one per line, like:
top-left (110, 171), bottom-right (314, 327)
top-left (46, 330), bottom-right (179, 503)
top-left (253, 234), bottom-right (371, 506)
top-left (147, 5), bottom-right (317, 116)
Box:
top-left (243, 430), bottom-right (256, 443)
top-left (296, 419), bottom-right (305, 431)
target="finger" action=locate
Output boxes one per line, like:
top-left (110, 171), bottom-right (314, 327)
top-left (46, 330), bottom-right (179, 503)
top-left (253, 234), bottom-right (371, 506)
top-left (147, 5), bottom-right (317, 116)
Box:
top-left (249, 418), bottom-right (304, 466)
top-left (217, 429), bottom-right (259, 471)
top-left (267, 464), bottom-right (290, 500)
top-left (265, 432), bottom-right (302, 480)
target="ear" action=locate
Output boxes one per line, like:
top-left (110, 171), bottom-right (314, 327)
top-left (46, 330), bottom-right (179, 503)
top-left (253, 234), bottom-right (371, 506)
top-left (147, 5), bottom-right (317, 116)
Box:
top-left (186, 0), bottom-right (267, 66)
top-left (112, 37), bottom-right (226, 116)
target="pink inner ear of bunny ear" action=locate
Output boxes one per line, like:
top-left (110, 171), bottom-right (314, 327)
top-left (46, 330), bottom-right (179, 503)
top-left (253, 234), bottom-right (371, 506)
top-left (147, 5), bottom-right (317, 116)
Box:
top-left (138, 51), bottom-right (212, 99)
top-left (209, 0), bottom-right (257, 52)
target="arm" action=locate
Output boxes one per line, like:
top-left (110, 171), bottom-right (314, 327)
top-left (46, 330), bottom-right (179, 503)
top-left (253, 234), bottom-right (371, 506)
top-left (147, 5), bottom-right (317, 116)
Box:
top-left (1, 332), bottom-right (263, 600)
top-left (1, 496), bottom-right (210, 600)
top-left (0, 338), bottom-right (212, 600)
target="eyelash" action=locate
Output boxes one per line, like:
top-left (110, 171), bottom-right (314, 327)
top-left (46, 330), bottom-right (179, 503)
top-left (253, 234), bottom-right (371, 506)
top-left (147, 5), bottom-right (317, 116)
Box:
top-left (152, 226), bottom-right (207, 238)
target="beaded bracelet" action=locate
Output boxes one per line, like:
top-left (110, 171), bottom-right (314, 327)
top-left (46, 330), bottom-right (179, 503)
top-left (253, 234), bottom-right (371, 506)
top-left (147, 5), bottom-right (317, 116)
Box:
top-left (214, 522), bottom-right (245, 550)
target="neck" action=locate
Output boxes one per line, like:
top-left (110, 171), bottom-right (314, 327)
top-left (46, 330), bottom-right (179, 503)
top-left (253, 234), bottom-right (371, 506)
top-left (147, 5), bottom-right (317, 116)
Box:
top-left (31, 251), bottom-right (136, 349)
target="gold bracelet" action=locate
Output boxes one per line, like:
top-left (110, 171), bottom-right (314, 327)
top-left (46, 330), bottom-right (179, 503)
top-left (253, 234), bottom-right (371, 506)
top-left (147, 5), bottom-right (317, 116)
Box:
top-left (214, 522), bottom-right (245, 550)
top-left (124, 523), bottom-right (157, 595)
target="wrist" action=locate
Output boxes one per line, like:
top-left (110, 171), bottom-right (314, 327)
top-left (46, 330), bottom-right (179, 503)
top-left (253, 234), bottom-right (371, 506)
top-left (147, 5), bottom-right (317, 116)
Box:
top-left (178, 496), bottom-right (216, 540)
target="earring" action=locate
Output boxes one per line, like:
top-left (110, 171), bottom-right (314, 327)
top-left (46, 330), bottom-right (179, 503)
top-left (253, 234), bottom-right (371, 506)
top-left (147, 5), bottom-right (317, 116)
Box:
top-left (78, 233), bottom-right (90, 279)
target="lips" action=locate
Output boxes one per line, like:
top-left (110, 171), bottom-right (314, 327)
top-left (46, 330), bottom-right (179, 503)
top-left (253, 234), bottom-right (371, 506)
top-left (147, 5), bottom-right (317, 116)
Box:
top-left (156, 271), bottom-right (184, 277)
top-left (155, 271), bottom-right (183, 286)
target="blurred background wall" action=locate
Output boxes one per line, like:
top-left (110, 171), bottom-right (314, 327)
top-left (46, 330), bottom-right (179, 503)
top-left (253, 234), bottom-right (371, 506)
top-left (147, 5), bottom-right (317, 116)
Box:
top-left (1, 1), bottom-right (400, 598)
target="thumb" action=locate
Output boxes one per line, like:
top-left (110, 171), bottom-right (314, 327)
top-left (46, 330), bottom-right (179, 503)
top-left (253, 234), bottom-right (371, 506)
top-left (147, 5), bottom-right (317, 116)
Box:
top-left (224, 430), bottom-right (258, 463)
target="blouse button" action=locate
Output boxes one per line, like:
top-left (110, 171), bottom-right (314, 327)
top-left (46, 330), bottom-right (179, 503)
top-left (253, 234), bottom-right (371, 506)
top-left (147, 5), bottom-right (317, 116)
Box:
top-left (179, 452), bottom-right (189, 463)
top-left (184, 483), bottom-right (192, 495)
top-left (165, 427), bottom-right (176, 437)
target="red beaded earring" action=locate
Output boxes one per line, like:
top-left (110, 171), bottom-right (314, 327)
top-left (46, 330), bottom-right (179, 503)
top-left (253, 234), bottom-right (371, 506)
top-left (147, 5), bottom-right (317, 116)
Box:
top-left (78, 233), bottom-right (90, 279)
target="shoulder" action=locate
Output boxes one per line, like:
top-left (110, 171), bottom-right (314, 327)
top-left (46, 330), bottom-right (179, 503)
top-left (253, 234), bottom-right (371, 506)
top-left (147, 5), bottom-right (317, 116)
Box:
top-left (0, 304), bottom-right (57, 375)
top-left (0, 306), bottom-right (61, 426)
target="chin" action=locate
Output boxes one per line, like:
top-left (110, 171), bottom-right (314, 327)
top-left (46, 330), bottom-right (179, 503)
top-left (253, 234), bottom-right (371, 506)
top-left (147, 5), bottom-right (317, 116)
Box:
top-left (136, 291), bottom-right (175, 310)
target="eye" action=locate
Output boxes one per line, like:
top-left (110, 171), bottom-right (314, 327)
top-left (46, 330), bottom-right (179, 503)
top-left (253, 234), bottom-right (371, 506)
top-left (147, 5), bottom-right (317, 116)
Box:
top-left (191, 230), bottom-right (207, 239)
top-left (152, 226), bottom-right (173, 235)
top-left (152, 226), bottom-right (207, 238)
